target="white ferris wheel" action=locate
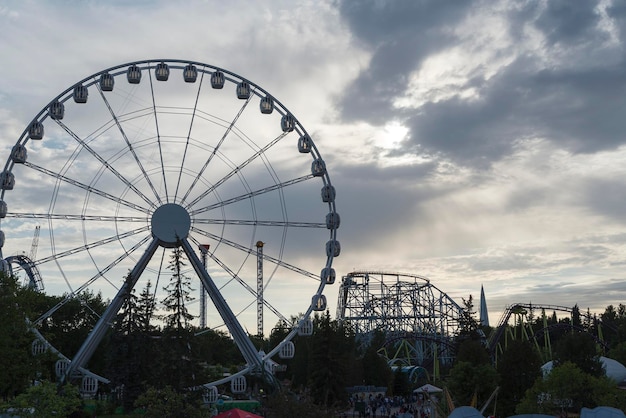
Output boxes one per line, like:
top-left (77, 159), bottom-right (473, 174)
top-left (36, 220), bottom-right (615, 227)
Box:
top-left (0, 59), bottom-right (340, 391)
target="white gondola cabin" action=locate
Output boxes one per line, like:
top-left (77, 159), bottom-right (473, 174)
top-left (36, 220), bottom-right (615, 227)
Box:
top-left (312, 294), bottom-right (327, 311)
top-left (28, 121), bottom-right (44, 140)
top-left (183, 64), bottom-right (198, 83)
top-left (281, 114), bottom-right (295, 132)
top-left (260, 95), bottom-right (274, 114)
top-left (321, 267), bottom-right (336, 285)
top-left (127, 64), bottom-right (142, 84)
top-left (100, 73), bottom-right (114, 91)
top-left (0, 171), bottom-right (14, 190)
top-left (231, 375), bottom-right (246, 394)
top-left (31, 339), bottom-right (47, 356)
top-left (0, 259), bottom-right (9, 275)
top-left (11, 145), bottom-right (27, 164)
top-left (49, 101), bottom-right (64, 120)
top-left (202, 386), bottom-right (218, 404)
top-left (81, 376), bottom-right (98, 396)
top-left (279, 341), bottom-right (295, 359)
top-left (0, 201), bottom-right (7, 218)
top-left (155, 62), bottom-right (170, 81)
top-left (298, 135), bottom-right (312, 153)
top-left (55, 359), bottom-right (70, 378)
top-left (325, 212), bottom-right (340, 230)
top-left (311, 158), bottom-right (326, 177)
top-left (298, 318), bottom-right (313, 336)
top-left (326, 239), bottom-right (341, 257)
top-left (236, 81), bottom-right (250, 99)
top-left (321, 185), bottom-right (336, 203)
top-left (73, 85), bottom-right (88, 103)
top-left (211, 71), bottom-right (225, 89)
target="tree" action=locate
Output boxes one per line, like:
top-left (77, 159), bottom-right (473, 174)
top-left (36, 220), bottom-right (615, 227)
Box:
top-left (456, 339), bottom-right (491, 365)
top-left (515, 362), bottom-right (624, 414)
top-left (134, 386), bottom-right (207, 418)
top-left (10, 381), bottom-right (81, 418)
top-left (0, 273), bottom-right (38, 399)
top-left (160, 248), bottom-right (196, 390)
top-left (496, 339), bottom-right (542, 417)
top-left (445, 361), bottom-right (499, 407)
top-left (307, 311), bottom-right (352, 407)
top-left (115, 271), bottom-right (140, 335)
top-left (553, 332), bottom-right (603, 377)
top-left (457, 294), bottom-right (483, 350)
top-left (161, 247), bottom-right (194, 332)
top-left (136, 280), bottom-right (157, 333)
top-left (361, 331), bottom-right (393, 388)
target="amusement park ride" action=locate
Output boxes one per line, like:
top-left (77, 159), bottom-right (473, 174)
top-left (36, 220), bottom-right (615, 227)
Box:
top-left (0, 59), bottom-right (339, 396)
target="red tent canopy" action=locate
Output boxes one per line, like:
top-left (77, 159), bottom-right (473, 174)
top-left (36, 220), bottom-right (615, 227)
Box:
top-left (214, 408), bottom-right (263, 418)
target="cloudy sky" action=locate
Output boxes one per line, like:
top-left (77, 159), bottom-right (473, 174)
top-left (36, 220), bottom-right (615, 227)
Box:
top-left (2, 0), bottom-right (626, 328)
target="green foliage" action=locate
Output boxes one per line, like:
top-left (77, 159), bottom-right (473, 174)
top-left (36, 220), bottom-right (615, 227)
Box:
top-left (608, 341), bottom-right (626, 367)
top-left (263, 391), bottom-right (336, 418)
top-left (496, 339), bottom-right (542, 417)
top-left (515, 362), bottom-right (624, 414)
top-left (10, 381), bottom-right (81, 418)
top-left (161, 247), bottom-right (195, 332)
top-left (134, 386), bottom-right (208, 418)
top-left (445, 361), bottom-right (499, 407)
top-left (456, 339), bottom-right (491, 365)
top-left (553, 332), bottom-right (603, 377)
top-left (307, 311), bottom-right (351, 407)
top-left (0, 273), bottom-right (37, 399)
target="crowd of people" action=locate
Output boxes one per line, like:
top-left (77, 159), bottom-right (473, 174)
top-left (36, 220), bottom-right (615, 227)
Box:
top-left (345, 392), bottom-right (436, 418)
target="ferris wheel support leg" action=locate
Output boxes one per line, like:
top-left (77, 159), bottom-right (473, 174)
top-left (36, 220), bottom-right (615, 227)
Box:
top-left (181, 238), bottom-right (262, 371)
top-left (65, 238), bottom-right (160, 381)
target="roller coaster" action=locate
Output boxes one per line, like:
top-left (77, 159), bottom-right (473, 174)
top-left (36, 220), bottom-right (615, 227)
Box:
top-left (336, 271), bottom-right (611, 375)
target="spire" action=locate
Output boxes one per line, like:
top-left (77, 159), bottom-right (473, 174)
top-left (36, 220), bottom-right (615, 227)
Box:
top-left (480, 285), bottom-right (489, 327)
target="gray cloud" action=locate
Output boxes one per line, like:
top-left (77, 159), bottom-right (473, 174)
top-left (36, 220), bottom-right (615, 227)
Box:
top-left (336, 0), bottom-right (473, 124)
top-left (336, 0), bottom-right (626, 168)
top-left (534, 0), bottom-right (604, 46)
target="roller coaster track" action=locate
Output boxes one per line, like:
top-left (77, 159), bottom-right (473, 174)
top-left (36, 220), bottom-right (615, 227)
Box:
top-left (6, 254), bottom-right (44, 291)
top-left (488, 303), bottom-right (613, 361)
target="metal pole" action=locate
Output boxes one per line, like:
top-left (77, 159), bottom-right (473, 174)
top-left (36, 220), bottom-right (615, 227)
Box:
top-left (198, 244), bottom-right (210, 328)
top-left (256, 241), bottom-right (263, 337)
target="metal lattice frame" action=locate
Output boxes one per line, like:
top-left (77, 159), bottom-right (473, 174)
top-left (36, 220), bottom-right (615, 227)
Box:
top-left (336, 271), bottom-right (466, 366)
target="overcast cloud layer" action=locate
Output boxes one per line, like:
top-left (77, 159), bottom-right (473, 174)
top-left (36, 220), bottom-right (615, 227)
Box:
top-left (2, 0), bottom-right (626, 325)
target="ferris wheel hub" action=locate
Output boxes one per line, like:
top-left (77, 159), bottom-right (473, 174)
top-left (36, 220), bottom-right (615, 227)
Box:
top-left (151, 203), bottom-right (191, 247)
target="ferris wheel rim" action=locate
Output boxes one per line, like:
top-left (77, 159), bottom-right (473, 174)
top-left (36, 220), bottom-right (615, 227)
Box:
top-left (0, 58), bottom-right (340, 389)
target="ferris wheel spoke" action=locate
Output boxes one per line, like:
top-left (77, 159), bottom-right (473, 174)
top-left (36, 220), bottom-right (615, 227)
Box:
top-left (24, 162), bottom-right (151, 213)
top-left (190, 226), bottom-right (319, 281)
top-left (190, 174), bottom-right (314, 216)
top-left (205, 251), bottom-right (289, 324)
top-left (35, 226), bottom-right (150, 266)
top-left (148, 69), bottom-right (170, 202)
top-left (174, 71), bottom-right (206, 202)
top-left (193, 219), bottom-right (325, 228)
top-left (34, 234), bottom-right (153, 325)
top-left (181, 91), bottom-right (254, 205)
top-left (187, 235), bottom-right (286, 323)
top-left (186, 131), bottom-right (289, 208)
top-left (54, 119), bottom-right (156, 209)
top-left (96, 83), bottom-right (163, 206)
top-left (6, 213), bottom-right (147, 222)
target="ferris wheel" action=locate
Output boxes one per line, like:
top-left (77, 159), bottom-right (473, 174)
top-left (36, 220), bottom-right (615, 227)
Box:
top-left (0, 59), bottom-right (340, 389)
